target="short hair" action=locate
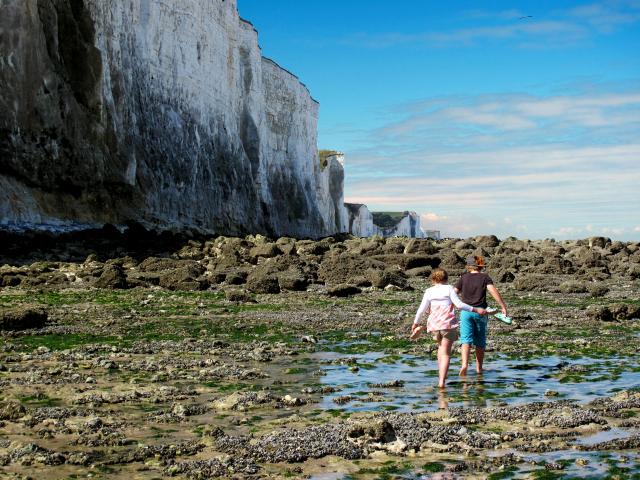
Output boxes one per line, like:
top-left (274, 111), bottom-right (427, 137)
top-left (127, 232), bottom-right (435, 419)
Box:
top-left (431, 268), bottom-right (448, 283)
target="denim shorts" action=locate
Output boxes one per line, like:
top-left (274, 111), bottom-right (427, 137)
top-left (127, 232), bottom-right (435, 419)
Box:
top-left (459, 310), bottom-right (487, 348)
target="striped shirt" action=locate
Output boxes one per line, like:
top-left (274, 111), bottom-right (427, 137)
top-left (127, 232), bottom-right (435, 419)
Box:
top-left (413, 284), bottom-right (474, 332)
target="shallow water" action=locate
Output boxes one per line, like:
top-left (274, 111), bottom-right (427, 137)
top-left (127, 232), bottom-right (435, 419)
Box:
top-left (314, 349), bottom-right (640, 412)
top-left (309, 451), bottom-right (640, 479)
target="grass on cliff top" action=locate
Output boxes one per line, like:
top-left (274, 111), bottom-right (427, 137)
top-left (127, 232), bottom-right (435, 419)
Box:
top-left (318, 149), bottom-right (340, 169)
top-left (372, 212), bottom-right (409, 229)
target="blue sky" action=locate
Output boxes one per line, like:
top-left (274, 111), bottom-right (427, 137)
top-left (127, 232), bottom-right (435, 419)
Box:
top-left (238, 0), bottom-right (640, 240)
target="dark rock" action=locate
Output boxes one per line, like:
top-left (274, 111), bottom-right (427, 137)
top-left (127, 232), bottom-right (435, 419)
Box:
top-left (588, 284), bottom-right (609, 298)
top-left (224, 289), bottom-right (255, 303)
top-left (438, 250), bottom-right (465, 269)
top-left (126, 272), bottom-right (161, 287)
top-left (381, 240), bottom-right (406, 254)
top-left (494, 270), bottom-right (516, 283)
top-left (371, 254), bottom-right (439, 271)
top-left (0, 274), bottom-right (23, 287)
top-left (138, 257), bottom-right (182, 272)
top-left (588, 237), bottom-right (610, 249)
top-left (296, 240), bottom-right (331, 256)
top-left (327, 284), bottom-right (362, 297)
top-left (224, 269), bottom-right (249, 285)
top-left (347, 419), bottom-right (396, 443)
top-left (277, 272), bottom-right (309, 291)
top-left (608, 303), bottom-right (640, 321)
top-left (249, 243), bottom-right (282, 260)
top-left (586, 305), bottom-right (614, 322)
top-left (404, 238), bottom-right (437, 255)
top-left (246, 273), bottom-right (280, 294)
top-left (474, 235), bottom-right (501, 248)
top-left (0, 401), bottom-right (26, 420)
top-left (159, 265), bottom-right (206, 291)
top-left (513, 274), bottom-right (560, 292)
top-left (405, 266), bottom-right (432, 278)
top-left (318, 253), bottom-right (385, 285)
top-left (0, 308), bottom-right (48, 331)
top-left (366, 269), bottom-right (409, 290)
top-left (95, 264), bottom-right (130, 289)
top-left (176, 241), bottom-right (205, 260)
top-left (629, 264), bottom-right (640, 280)
top-left (558, 280), bottom-right (589, 294)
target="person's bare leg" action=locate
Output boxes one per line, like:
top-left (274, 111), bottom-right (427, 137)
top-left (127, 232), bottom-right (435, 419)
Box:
top-left (475, 347), bottom-right (485, 374)
top-left (460, 343), bottom-right (470, 376)
top-left (438, 338), bottom-right (453, 388)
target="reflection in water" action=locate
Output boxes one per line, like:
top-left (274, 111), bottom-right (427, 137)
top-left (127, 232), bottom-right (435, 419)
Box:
top-left (314, 349), bottom-right (640, 413)
top-left (437, 390), bottom-right (449, 409)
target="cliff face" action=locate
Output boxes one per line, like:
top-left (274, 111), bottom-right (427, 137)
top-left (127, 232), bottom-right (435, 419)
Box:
top-left (345, 205), bottom-right (428, 238)
top-left (0, 0), bottom-right (344, 237)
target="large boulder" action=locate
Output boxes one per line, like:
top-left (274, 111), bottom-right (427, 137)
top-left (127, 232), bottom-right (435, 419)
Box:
top-left (318, 253), bottom-right (385, 285)
top-left (158, 264), bottom-right (206, 291)
top-left (438, 250), bottom-right (465, 270)
top-left (404, 239), bottom-right (437, 255)
top-left (474, 235), bottom-right (501, 248)
top-left (588, 237), bottom-right (610, 249)
top-left (277, 271), bottom-right (310, 291)
top-left (95, 264), bottom-right (130, 289)
top-left (249, 243), bottom-right (282, 261)
top-left (366, 269), bottom-right (410, 290)
top-left (370, 254), bottom-right (439, 271)
top-left (246, 273), bottom-right (280, 294)
top-left (513, 274), bottom-right (560, 292)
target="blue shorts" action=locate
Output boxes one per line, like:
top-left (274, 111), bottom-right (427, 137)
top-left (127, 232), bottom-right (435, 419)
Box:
top-left (460, 310), bottom-right (487, 349)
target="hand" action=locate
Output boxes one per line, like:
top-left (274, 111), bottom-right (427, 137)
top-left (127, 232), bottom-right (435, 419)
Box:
top-left (501, 306), bottom-right (508, 316)
top-left (475, 307), bottom-right (487, 315)
top-left (411, 323), bottom-right (420, 333)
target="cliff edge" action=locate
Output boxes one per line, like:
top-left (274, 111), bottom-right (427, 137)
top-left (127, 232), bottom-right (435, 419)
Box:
top-left (0, 0), bottom-right (346, 237)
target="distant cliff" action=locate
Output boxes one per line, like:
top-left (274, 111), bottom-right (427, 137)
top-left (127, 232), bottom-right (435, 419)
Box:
top-left (0, 0), bottom-right (346, 237)
top-left (345, 205), bottom-right (435, 238)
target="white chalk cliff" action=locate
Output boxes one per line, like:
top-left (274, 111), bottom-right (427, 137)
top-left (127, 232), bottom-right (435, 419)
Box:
top-left (345, 205), bottom-right (431, 238)
top-left (0, 0), bottom-right (346, 237)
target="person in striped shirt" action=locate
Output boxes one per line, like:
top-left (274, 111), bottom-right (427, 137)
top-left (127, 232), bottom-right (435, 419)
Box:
top-left (411, 268), bottom-right (486, 388)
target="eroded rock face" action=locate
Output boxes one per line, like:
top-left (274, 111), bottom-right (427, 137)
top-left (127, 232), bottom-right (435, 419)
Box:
top-left (0, 0), bottom-right (345, 238)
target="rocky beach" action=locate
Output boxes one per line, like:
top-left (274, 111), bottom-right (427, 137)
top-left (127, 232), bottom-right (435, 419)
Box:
top-left (1, 0), bottom-right (639, 478)
top-left (1, 229), bottom-right (638, 479)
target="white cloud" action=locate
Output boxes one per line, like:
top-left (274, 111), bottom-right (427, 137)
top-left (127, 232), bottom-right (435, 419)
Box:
top-left (374, 92), bottom-right (640, 144)
top-left (337, 1), bottom-right (640, 50)
top-left (341, 85), bottom-right (640, 240)
top-left (567, 1), bottom-right (640, 32)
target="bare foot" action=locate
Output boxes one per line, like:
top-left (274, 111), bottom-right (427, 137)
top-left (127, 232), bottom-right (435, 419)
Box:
top-left (476, 367), bottom-right (483, 375)
top-left (459, 365), bottom-right (468, 376)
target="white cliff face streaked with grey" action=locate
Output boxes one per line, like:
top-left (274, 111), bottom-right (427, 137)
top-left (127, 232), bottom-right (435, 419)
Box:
top-left (0, 0), bottom-right (345, 237)
top-left (346, 203), bottom-right (376, 238)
